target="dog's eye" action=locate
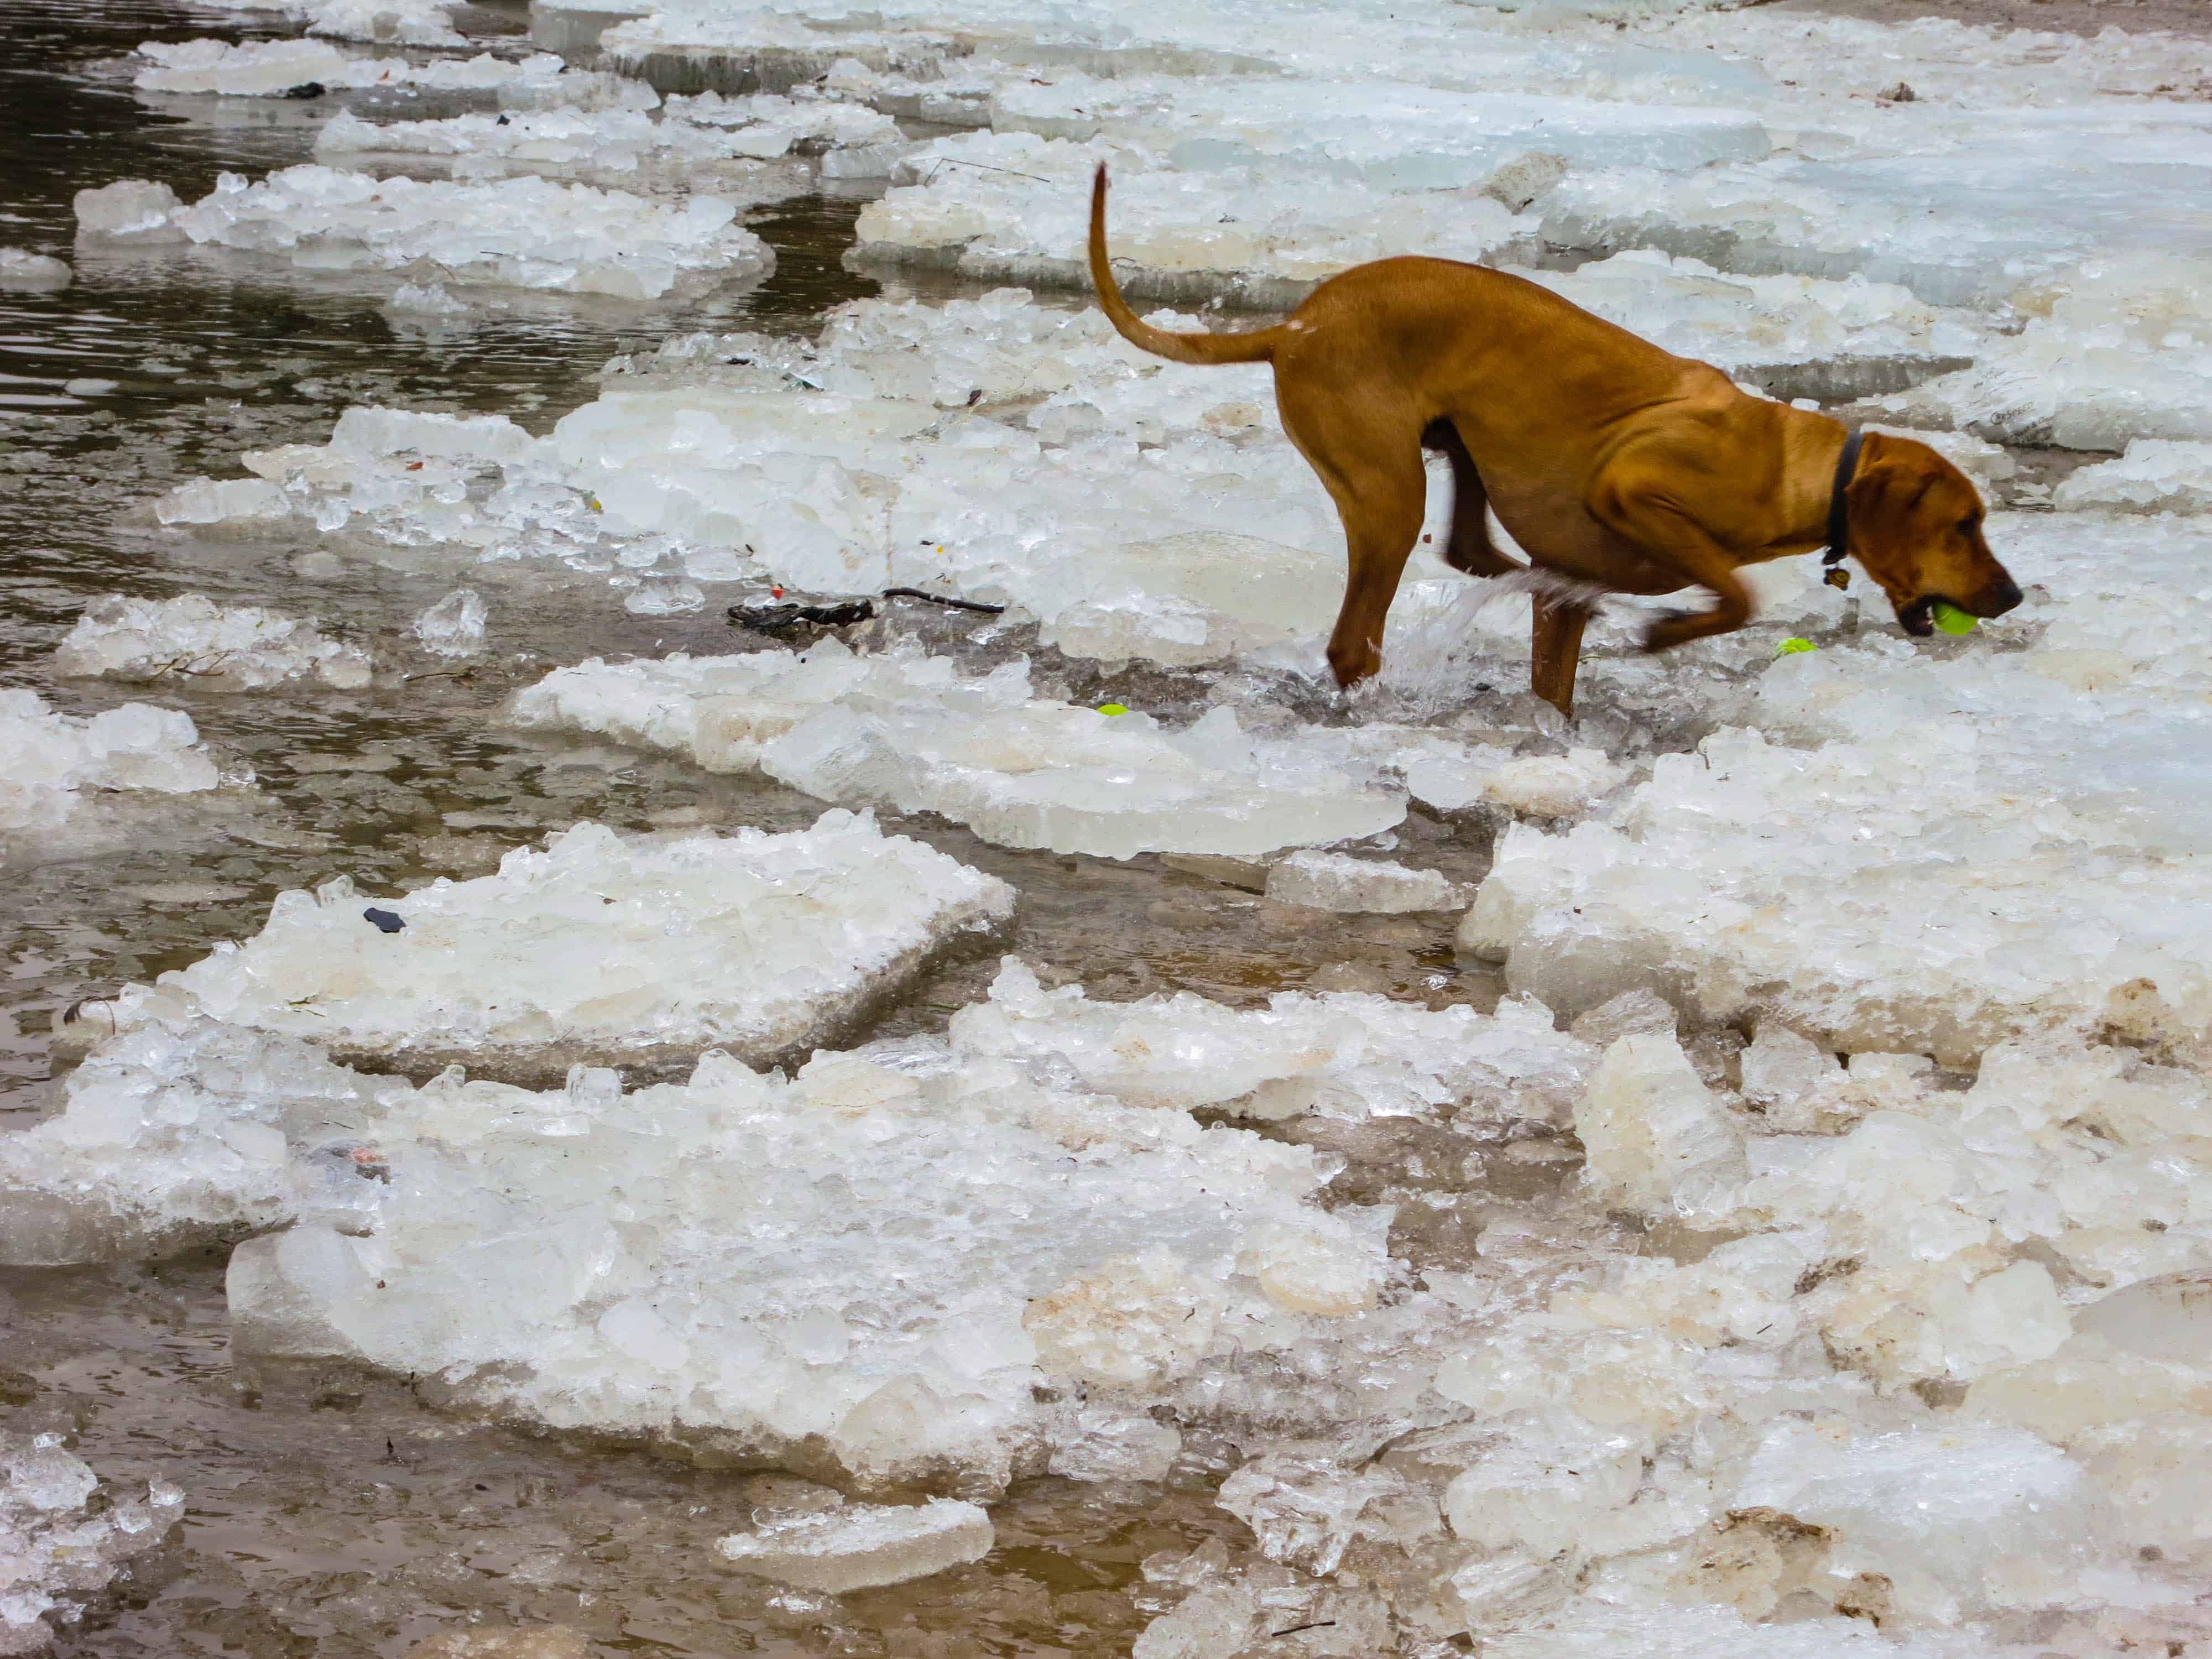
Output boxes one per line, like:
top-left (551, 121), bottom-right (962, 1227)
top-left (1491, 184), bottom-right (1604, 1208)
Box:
top-left (1957, 517), bottom-right (1978, 535)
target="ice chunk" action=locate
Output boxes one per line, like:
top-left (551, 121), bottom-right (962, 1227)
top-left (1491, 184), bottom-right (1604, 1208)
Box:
top-left (1264, 852), bottom-right (1460, 914)
top-left (0, 1021), bottom-right (379, 1266)
top-left (153, 476), bottom-right (291, 526)
top-left (1526, 251), bottom-right (1983, 398)
top-left (72, 179), bottom-right (184, 241)
top-left (134, 39), bottom-right (568, 97)
top-left (221, 1031), bottom-right (1378, 1488)
top-left (1574, 1034), bottom-right (1745, 1215)
top-left (1442, 1416), bottom-right (1647, 1559)
top-left (2074, 1272), bottom-right (2212, 1368)
top-left (500, 69), bottom-right (661, 114)
top-left (1217, 1454), bottom-right (1421, 1577)
top-left (1568, 988), bottom-right (1678, 1049)
top-left (1875, 257), bottom-right (2212, 450)
top-left (82, 813), bottom-right (1014, 1071)
top-left (0, 689), bottom-right (221, 844)
top-left (951, 958), bottom-right (1595, 1130)
top-left (215, 0), bottom-right (469, 49)
top-left (0, 1432), bottom-right (182, 1654)
top-left (2056, 439), bottom-right (2212, 513)
top-left (154, 166), bottom-right (769, 300)
top-left (1734, 1420), bottom-right (2106, 1621)
top-left (55, 593), bottom-right (370, 690)
top-left (508, 641), bottom-right (1409, 858)
top-left (0, 249), bottom-right (69, 290)
top-left (988, 75), bottom-right (1770, 187)
top-left (1034, 531), bottom-right (1342, 668)
top-left (1046, 1404), bottom-right (1182, 1483)
top-left (1544, 115), bottom-right (2212, 309)
top-left (1479, 749), bottom-right (1630, 821)
top-left (315, 93), bottom-right (896, 176)
top-left (855, 131), bottom-right (1530, 306)
top-left (411, 588), bottom-right (486, 656)
top-left (1467, 512), bottom-right (2212, 1060)
top-left (716, 1499), bottom-right (993, 1590)
top-left (1485, 1596), bottom-right (1973, 1659)
top-left (1739, 1022), bottom-right (1838, 1125)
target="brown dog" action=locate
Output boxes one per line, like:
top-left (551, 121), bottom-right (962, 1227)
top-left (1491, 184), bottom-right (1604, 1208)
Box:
top-left (1087, 166), bottom-right (2022, 716)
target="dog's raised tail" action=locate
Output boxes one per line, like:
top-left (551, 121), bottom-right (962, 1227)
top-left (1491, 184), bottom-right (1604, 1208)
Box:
top-left (1089, 165), bottom-right (1281, 367)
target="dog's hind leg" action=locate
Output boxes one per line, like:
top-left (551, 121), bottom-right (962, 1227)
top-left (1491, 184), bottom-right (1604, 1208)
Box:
top-left (1530, 590), bottom-right (1591, 719)
top-left (1421, 418), bottom-right (1521, 578)
top-left (1285, 397), bottom-right (1429, 688)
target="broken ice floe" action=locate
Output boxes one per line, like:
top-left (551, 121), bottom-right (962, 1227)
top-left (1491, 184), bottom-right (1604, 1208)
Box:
top-left (76, 167), bottom-right (770, 300)
top-left (2056, 440), bottom-right (2212, 514)
top-left (0, 1020), bottom-right (383, 1267)
top-left (1542, 115), bottom-right (2212, 309)
top-left (853, 131), bottom-right (1526, 305)
top-left (9, 954), bottom-right (1587, 1267)
top-left (0, 1432), bottom-right (182, 1656)
top-left (54, 593), bottom-right (371, 690)
top-left (716, 1499), bottom-right (993, 1590)
top-left (220, 1020), bottom-right (1385, 1489)
top-left (0, 249), bottom-right (70, 290)
top-left (76, 812), bottom-right (1014, 1072)
top-left (314, 90), bottom-right (903, 179)
top-left (1871, 255), bottom-right (2212, 450)
top-left (0, 689), bottom-right (223, 842)
top-left (132, 39), bottom-right (567, 97)
top-left (507, 639), bottom-right (1417, 858)
top-left (951, 957), bottom-right (1594, 1130)
top-left (410, 588), bottom-right (486, 655)
top-left (1264, 852), bottom-right (1462, 915)
top-left (211, 0), bottom-right (469, 49)
top-left (1465, 510), bottom-right (2212, 1063)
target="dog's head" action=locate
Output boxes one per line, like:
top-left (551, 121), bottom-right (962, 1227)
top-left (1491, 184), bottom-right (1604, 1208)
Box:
top-left (1844, 432), bottom-right (2022, 636)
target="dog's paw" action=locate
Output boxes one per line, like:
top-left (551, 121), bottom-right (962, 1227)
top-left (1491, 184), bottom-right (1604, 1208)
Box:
top-left (1640, 610), bottom-right (1703, 654)
top-left (1327, 638), bottom-right (1382, 689)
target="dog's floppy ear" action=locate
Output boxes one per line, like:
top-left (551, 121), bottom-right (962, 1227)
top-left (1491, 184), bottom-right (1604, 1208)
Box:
top-left (1844, 431), bottom-right (1938, 541)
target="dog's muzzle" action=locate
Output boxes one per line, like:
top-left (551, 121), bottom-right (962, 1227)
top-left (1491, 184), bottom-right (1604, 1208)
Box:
top-left (1897, 574), bottom-right (2025, 637)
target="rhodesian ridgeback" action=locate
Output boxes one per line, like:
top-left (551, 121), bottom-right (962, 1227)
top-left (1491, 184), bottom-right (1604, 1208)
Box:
top-left (1087, 166), bottom-right (2022, 717)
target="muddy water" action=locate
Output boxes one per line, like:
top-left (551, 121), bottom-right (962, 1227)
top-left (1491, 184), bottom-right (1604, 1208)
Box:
top-left (0, 2), bottom-right (1531, 1653)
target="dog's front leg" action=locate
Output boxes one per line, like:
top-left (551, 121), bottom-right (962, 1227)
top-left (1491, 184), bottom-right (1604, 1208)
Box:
top-left (1587, 477), bottom-right (1752, 654)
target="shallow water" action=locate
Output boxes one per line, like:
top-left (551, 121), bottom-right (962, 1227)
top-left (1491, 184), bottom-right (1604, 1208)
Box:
top-left (0, 3), bottom-right (1524, 1651)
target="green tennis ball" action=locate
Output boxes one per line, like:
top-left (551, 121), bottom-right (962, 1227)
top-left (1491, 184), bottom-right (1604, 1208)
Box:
top-left (1774, 637), bottom-right (1816, 658)
top-left (1097, 703), bottom-right (1129, 717)
top-left (1931, 602), bottom-right (1978, 636)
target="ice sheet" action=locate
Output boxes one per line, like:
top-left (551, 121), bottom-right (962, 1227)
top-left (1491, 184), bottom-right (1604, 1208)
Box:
top-left (76, 811), bottom-right (1014, 1071)
top-left (221, 1024), bottom-right (1385, 1489)
top-left (134, 39), bottom-right (567, 96)
top-left (54, 593), bottom-right (371, 690)
top-left (1464, 512), bottom-right (2212, 1063)
top-left (508, 639), bottom-right (1410, 858)
top-left (79, 166), bottom-right (770, 300)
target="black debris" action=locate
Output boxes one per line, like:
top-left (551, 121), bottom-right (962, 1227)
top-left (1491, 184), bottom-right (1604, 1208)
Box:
top-left (728, 598), bottom-right (875, 634)
top-left (281, 81), bottom-right (326, 98)
top-left (363, 907), bottom-right (405, 933)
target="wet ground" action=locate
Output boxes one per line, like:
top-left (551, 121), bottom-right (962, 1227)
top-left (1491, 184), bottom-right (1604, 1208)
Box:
top-left (0, 3), bottom-right (1514, 1652)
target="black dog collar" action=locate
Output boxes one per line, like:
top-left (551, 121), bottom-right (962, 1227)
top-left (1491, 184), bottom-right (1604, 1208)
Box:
top-left (1823, 429), bottom-right (1865, 566)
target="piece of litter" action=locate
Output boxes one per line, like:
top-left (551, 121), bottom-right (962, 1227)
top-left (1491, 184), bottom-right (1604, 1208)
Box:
top-left (729, 599), bottom-right (874, 634)
top-left (1097, 703), bottom-right (1131, 716)
top-left (362, 907), bottom-right (404, 933)
top-left (1775, 638), bottom-right (1817, 657)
